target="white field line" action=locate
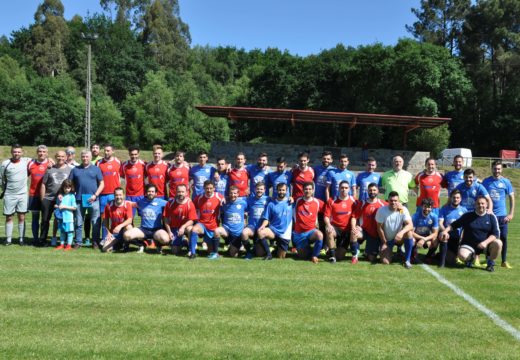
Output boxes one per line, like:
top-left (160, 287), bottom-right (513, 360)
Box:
top-left (420, 263), bottom-right (520, 341)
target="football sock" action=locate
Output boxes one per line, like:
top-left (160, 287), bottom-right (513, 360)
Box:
top-left (329, 249), bottom-right (336, 258)
top-left (426, 248), bottom-right (436, 257)
top-left (260, 238), bottom-right (271, 256)
top-left (242, 240), bottom-right (251, 253)
top-left (189, 232), bottom-right (198, 254)
top-left (502, 237), bottom-right (507, 263)
top-left (213, 238), bottom-right (220, 254)
top-left (67, 232), bottom-right (73, 245)
top-left (31, 211), bottom-right (40, 241)
top-left (312, 240), bottom-right (323, 258)
top-left (351, 242), bottom-right (359, 257)
top-left (60, 231), bottom-right (65, 245)
top-left (18, 222), bottom-right (25, 242)
top-left (386, 240), bottom-right (395, 253)
top-left (487, 257), bottom-right (495, 267)
top-left (404, 238), bottom-right (414, 262)
top-left (439, 242), bottom-right (447, 266)
top-left (6, 222), bottom-right (13, 243)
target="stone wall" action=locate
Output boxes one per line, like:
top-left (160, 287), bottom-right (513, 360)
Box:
top-left (209, 141), bottom-right (429, 172)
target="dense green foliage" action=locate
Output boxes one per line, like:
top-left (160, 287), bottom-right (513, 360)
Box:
top-left (0, 0), bottom-right (518, 155)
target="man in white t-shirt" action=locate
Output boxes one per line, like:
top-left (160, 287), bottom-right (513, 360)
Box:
top-left (376, 191), bottom-right (414, 268)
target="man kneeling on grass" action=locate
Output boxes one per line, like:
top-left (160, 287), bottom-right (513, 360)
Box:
top-left (101, 187), bottom-right (133, 252)
top-left (292, 182), bottom-right (325, 264)
top-left (411, 197), bottom-right (439, 264)
top-left (440, 196), bottom-right (502, 272)
top-left (376, 191), bottom-right (414, 269)
top-left (123, 184), bottom-right (167, 253)
top-left (154, 184), bottom-right (197, 255)
top-left (323, 180), bottom-right (357, 264)
top-left (256, 183), bottom-right (293, 260)
top-left (215, 185), bottom-right (251, 258)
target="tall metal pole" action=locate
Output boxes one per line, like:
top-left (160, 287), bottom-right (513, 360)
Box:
top-left (84, 43), bottom-right (92, 150)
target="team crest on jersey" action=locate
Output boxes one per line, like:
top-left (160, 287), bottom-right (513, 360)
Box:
top-left (427, 177), bottom-right (432, 183)
top-left (458, 211), bottom-right (463, 215)
top-left (428, 220), bottom-right (432, 225)
top-left (39, 165), bottom-right (45, 171)
top-left (472, 190), bottom-right (476, 196)
top-left (205, 169), bottom-right (210, 173)
top-left (152, 202), bottom-right (158, 206)
top-left (236, 204), bottom-right (242, 209)
top-left (107, 164), bottom-right (112, 170)
top-left (498, 182), bottom-right (504, 188)
top-left (341, 203), bottom-right (347, 208)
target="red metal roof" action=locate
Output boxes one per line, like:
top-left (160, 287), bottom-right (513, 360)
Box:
top-left (195, 105), bottom-right (451, 129)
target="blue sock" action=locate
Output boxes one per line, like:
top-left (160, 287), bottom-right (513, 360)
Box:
top-left (242, 240), bottom-right (251, 253)
top-left (404, 238), bottom-right (413, 262)
top-left (312, 240), bottom-right (323, 258)
top-left (59, 231), bottom-right (65, 245)
top-left (351, 241), bottom-right (359, 257)
top-left (260, 238), bottom-right (271, 256)
top-left (487, 258), bottom-right (495, 266)
top-left (67, 232), bottom-right (73, 245)
top-left (213, 238), bottom-right (220, 254)
top-left (189, 232), bottom-right (198, 254)
top-left (32, 212), bottom-right (40, 241)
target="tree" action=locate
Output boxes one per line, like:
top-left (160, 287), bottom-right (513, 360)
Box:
top-left (27, 0), bottom-right (70, 76)
top-left (141, 0), bottom-right (191, 70)
top-left (407, 0), bottom-right (470, 55)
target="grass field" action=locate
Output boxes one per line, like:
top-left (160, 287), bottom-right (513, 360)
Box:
top-left (1, 194), bottom-right (520, 359)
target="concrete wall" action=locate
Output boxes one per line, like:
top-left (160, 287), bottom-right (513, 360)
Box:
top-left (209, 141), bottom-right (429, 172)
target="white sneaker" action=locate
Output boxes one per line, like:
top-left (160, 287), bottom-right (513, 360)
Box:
top-left (137, 246), bottom-right (144, 254)
top-left (404, 261), bottom-right (412, 269)
top-left (201, 242), bottom-right (208, 251)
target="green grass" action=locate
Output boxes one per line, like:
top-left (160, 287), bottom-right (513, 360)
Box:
top-left (1, 196), bottom-right (520, 358)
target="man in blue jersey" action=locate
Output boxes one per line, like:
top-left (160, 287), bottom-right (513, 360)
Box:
top-left (246, 152), bottom-right (270, 195)
top-left (123, 184), bottom-right (167, 253)
top-left (411, 198), bottom-right (439, 263)
top-left (215, 186), bottom-right (249, 258)
top-left (455, 169), bottom-right (492, 212)
top-left (356, 157), bottom-right (381, 202)
top-left (215, 157), bottom-right (230, 196)
top-left (266, 157), bottom-right (292, 199)
top-left (440, 196), bottom-right (502, 272)
top-left (442, 155), bottom-right (465, 196)
top-left (313, 151), bottom-right (334, 202)
top-left (242, 182), bottom-right (269, 259)
top-left (326, 154), bottom-right (356, 200)
top-left (257, 183), bottom-right (293, 260)
top-left (189, 150), bottom-right (216, 198)
top-left (436, 189), bottom-right (467, 267)
top-left (482, 160), bottom-right (515, 269)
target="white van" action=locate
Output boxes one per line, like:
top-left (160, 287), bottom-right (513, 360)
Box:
top-left (438, 148), bottom-right (472, 167)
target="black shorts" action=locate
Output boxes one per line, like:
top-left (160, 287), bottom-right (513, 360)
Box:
top-left (364, 232), bottom-right (381, 256)
top-left (139, 227), bottom-right (159, 239)
top-left (333, 226), bottom-right (351, 248)
top-left (447, 231), bottom-right (461, 253)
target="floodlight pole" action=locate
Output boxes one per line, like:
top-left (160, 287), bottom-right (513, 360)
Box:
top-left (82, 33), bottom-right (98, 150)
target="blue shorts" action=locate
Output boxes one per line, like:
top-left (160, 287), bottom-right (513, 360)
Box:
top-left (292, 229), bottom-right (317, 250)
top-left (170, 229), bottom-right (186, 247)
top-left (364, 232), bottom-right (381, 256)
top-left (139, 227), bottom-right (159, 239)
top-left (277, 238), bottom-right (290, 252)
top-left (196, 222), bottom-right (215, 243)
top-left (99, 194), bottom-right (115, 216)
top-left (497, 216), bottom-right (509, 241)
top-left (228, 234), bottom-right (243, 248)
top-left (28, 196), bottom-right (42, 211)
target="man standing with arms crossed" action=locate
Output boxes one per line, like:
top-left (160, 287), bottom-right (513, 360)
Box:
top-left (120, 146), bottom-right (146, 207)
top-left (482, 160), bottom-right (515, 269)
top-left (356, 157), bottom-right (381, 202)
top-left (145, 145), bottom-right (169, 199)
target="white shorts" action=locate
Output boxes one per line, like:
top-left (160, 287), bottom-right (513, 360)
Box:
top-left (3, 194), bottom-right (28, 215)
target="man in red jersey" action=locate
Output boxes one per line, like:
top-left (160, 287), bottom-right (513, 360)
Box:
top-left (323, 180), bottom-right (357, 264)
top-left (155, 184), bottom-right (197, 255)
top-left (96, 143), bottom-right (122, 240)
top-left (293, 182), bottom-right (324, 264)
top-left (145, 145), bottom-right (169, 199)
top-left (167, 150), bottom-right (190, 198)
top-left (414, 157), bottom-right (444, 215)
top-left (120, 146), bottom-right (146, 207)
top-left (188, 180), bottom-right (224, 260)
top-left (291, 152), bottom-right (315, 199)
top-left (352, 183), bottom-right (387, 263)
top-left (27, 145), bottom-right (52, 244)
top-left (228, 152), bottom-right (250, 197)
top-left (101, 187), bottom-right (133, 252)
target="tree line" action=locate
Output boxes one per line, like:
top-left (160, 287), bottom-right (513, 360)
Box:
top-left (0, 0), bottom-right (518, 156)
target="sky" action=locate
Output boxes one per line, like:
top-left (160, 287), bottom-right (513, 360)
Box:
top-left (0, 0), bottom-right (420, 56)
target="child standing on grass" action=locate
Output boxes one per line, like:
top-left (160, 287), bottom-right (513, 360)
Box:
top-left (54, 180), bottom-right (77, 250)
